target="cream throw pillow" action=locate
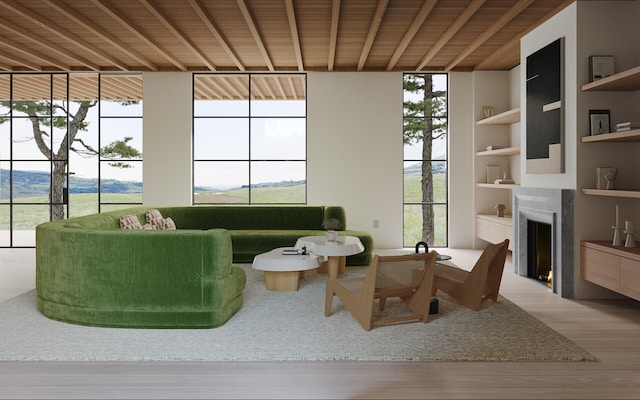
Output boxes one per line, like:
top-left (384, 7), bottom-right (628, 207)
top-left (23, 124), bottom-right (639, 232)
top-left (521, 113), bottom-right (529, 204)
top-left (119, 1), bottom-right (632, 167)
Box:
top-left (145, 209), bottom-right (164, 229)
top-left (119, 214), bottom-right (142, 230)
top-left (161, 217), bottom-right (176, 230)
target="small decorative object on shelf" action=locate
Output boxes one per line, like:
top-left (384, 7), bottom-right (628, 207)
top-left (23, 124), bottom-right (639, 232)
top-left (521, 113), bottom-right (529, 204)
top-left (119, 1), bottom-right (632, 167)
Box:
top-left (481, 106), bottom-right (494, 119)
top-left (596, 167), bottom-right (616, 190)
top-left (495, 204), bottom-right (506, 217)
top-left (615, 122), bottom-right (640, 132)
top-left (589, 109), bottom-right (610, 135)
top-left (486, 165), bottom-right (500, 184)
top-left (494, 172), bottom-right (515, 185)
top-left (605, 168), bottom-right (618, 190)
top-left (624, 220), bottom-right (636, 248)
top-left (589, 55), bottom-right (614, 82)
top-left (613, 205), bottom-right (623, 246)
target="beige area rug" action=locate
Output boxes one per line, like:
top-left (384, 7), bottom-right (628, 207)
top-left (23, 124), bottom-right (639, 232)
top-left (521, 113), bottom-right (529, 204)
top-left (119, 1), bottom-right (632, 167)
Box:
top-left (0, 265), bottom-right (595, 362)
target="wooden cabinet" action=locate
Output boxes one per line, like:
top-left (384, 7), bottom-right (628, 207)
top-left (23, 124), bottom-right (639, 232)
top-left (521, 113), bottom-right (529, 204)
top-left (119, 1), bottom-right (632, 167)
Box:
top-left (581, 241), bottom-right (640, 301)
top-left (476, 215), bottom-right (513, 251)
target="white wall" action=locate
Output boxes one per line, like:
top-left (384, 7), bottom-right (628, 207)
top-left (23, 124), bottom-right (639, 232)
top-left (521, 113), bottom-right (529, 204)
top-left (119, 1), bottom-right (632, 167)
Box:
top-left (139, 71), bottom-right (478, 250)
top-left (142, 72), bottom-right (193, 206)
top-left (306, 72), bottom-right (403, 248)
top-left (520, 2), bottom-right (578, 190)
top-left (448, 72), bottom-right (475, 248)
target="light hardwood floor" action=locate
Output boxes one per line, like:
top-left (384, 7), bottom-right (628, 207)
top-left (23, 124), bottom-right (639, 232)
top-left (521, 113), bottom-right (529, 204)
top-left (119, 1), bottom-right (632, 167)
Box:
top-left (1, 248), bottom-right (639, 399)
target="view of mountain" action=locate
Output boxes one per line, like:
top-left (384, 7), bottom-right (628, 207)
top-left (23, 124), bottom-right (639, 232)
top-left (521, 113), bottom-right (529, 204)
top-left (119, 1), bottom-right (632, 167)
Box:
top-left (0, 169), bottom-right (142, 200)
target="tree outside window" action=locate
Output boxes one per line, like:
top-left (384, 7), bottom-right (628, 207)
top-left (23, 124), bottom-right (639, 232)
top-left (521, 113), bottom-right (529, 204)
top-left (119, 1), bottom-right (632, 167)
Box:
top-left (403, 73), bottom-right (448, 247)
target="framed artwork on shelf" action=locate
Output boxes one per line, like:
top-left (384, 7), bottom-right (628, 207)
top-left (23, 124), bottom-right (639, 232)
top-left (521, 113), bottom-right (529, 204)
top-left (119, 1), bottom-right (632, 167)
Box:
top-left (589, 109), bottom-right (610, 135)
top-left (589, 55), bottom-right (614, 82)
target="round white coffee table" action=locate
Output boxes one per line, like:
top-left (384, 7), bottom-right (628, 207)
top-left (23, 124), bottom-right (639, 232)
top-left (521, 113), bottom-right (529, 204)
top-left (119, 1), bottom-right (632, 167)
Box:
top-left (252, 247), bottom-right (321, 291)
top-left (294, 235), bottom-right (364, 279)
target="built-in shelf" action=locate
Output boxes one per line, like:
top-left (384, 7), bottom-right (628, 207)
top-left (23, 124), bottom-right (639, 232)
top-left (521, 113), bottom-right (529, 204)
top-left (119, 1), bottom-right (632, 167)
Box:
top-left (581, 65), bottom-right (640, 92)
top-left (476, 107), bottom-right (520, 125)
top-left (476, 214), bottom-right (514, 251)
top-left (477, 183), bottom-right (520, 189)
top-left (581, 129), bottom-right (640, 142)
top-left (581, 188), bottom-right (640, 199)
top-left (476, 146), bottom-right (520, 156)
top-left (581, 241), bottom-right (640, 301)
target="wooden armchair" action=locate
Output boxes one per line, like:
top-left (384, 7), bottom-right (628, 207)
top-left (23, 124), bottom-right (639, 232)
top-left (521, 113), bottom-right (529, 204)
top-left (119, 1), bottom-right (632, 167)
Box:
top-left (324, 252), bottom-right (437, 331)
top-left (432, 239), bottom-right (509, 311)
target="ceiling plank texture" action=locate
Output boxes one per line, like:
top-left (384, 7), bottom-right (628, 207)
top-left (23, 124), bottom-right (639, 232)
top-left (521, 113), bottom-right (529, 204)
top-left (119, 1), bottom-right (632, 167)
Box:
top-left (0, 0), bottom-right (572, 73)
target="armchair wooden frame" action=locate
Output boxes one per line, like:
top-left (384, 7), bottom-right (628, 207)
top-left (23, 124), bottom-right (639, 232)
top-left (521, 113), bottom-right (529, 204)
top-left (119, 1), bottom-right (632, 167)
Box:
top-left (432, 239), bottom-right (509, 311)
top-left (324, 252), bottom-right (437, 331)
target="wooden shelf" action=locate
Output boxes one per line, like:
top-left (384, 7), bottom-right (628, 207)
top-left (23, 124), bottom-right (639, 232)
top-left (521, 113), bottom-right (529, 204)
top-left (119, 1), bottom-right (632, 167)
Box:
top-left (476, 108), bottom-right (520, 125)
top-left (582, 240), bottom-right (640, 261)
top-left (581, 128), bottom-right (640, 142)
top-left (581, 188), bottom-right (640, 199)
top-left (477, 183), bottom-right (519, 189)
top-left (476, 146), bottom-right (520, 156)
top-left (581, 65), bottom-right (640, 91)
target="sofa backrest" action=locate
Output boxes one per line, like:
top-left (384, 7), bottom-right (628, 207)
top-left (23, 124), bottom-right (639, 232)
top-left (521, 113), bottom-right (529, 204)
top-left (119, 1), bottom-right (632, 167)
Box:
top-left (160, 205), bottom-right (343, 230)
top-left (54, 205), bottom-right (347, 232)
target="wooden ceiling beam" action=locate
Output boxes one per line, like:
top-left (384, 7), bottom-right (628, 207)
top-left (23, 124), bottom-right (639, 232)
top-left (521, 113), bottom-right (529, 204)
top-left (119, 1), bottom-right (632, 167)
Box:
top-left (386, 0), bottom-right (437, 71)
top-left (476, 0), bottom-right (574, 70)
top-left (188, 0), bottom-right (245, 71)
top-left (90, 0), bottom-right (187, 71)
top-left (328, 0), bottom-right (341, 71)
top-left (0, 33), bottom-right (71, 71)
top-left (285, 0), bottom-right (303, 72)
top-left (415, 0), bottom-right (486, 71)
top-left (357, 0), bottom-right (388, 72)
top-left (0, 0), bottom-right (128, 71)
top-left (45, 0), bottom-right (158, 71)
top-left (0, 51), bottom-right (42, 71)
top-left (286, 76), bottom-right (298, 100)
top-left (236, 0), bottom-right (274, 71)
top-left (445, 0), bottom-right (535, 71)
top-left (140, 0), bottom-right (217, 71)
top-left (0, 13), bottom-right (99, 71)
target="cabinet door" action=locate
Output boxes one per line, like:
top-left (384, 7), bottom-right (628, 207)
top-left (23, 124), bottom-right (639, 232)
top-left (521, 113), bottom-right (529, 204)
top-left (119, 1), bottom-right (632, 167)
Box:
top-left (620, 258), bottom-right (640, 301)
top-left (581, 246), bottom-right (620, 292)
top-left (476, 217), bottom-right (513, 250)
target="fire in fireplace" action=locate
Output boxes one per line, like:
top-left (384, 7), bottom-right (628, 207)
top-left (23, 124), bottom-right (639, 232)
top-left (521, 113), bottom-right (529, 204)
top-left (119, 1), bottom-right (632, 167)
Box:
top-left (527, 220), bottom-right (552, 288)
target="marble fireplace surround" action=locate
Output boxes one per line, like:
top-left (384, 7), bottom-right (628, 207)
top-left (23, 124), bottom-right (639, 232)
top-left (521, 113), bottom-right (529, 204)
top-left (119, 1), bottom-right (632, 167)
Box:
top-left (512, 187), bottom-right (575, 298)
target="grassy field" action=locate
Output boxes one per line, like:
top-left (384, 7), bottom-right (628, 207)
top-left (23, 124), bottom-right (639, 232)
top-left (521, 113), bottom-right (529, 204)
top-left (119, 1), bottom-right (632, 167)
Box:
top-left (0, 193), bottom-right (142, 229)
top-left (194, 184), bottom-right (306, 204)
top-left (403, 172), bottom-right (447, 247)
top-left (2, 174), bottom-right (447, 247)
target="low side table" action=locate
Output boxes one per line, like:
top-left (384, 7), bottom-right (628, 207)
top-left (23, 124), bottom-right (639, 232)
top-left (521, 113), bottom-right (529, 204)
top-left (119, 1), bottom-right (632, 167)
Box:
top-left (252, 248), bottom-right (321, 291)
top-left (295, 235), bottom-right (365, 279)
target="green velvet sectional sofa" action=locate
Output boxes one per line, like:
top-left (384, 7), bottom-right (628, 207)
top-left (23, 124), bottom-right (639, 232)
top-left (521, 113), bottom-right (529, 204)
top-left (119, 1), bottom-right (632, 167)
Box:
top-left (36, 205), bottom-right (373, 328)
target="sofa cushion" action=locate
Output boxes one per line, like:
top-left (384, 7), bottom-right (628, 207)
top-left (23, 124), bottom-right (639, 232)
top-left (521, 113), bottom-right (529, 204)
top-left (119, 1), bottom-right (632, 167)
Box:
top-left (161, 217), bottom-right (177, 230)
top-left (120, 214), bottom-right (143, 230)
top-left (145, 209), bottom-right (165, 229)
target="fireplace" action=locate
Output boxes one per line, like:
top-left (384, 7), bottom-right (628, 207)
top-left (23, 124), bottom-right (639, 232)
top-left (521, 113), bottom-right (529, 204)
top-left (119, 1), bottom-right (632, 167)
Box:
top-left (527, 220), bottom-right (552, 287)
top-left (513, 187), bottom-right (574, 297)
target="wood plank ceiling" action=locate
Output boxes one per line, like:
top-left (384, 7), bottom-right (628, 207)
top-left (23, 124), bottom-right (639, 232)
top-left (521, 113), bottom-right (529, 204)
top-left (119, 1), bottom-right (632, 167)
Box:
top-left (0, 0), bottom-right (573, 100)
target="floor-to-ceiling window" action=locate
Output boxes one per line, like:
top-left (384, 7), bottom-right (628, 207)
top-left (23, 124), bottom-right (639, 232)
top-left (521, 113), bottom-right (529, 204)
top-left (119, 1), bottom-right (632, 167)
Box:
top-left (403, 73), bottom-right (448, 248)
top-left (0, 73), bottom-right (142, 247)
top-left (192, 73), bottom-right (306, 204)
